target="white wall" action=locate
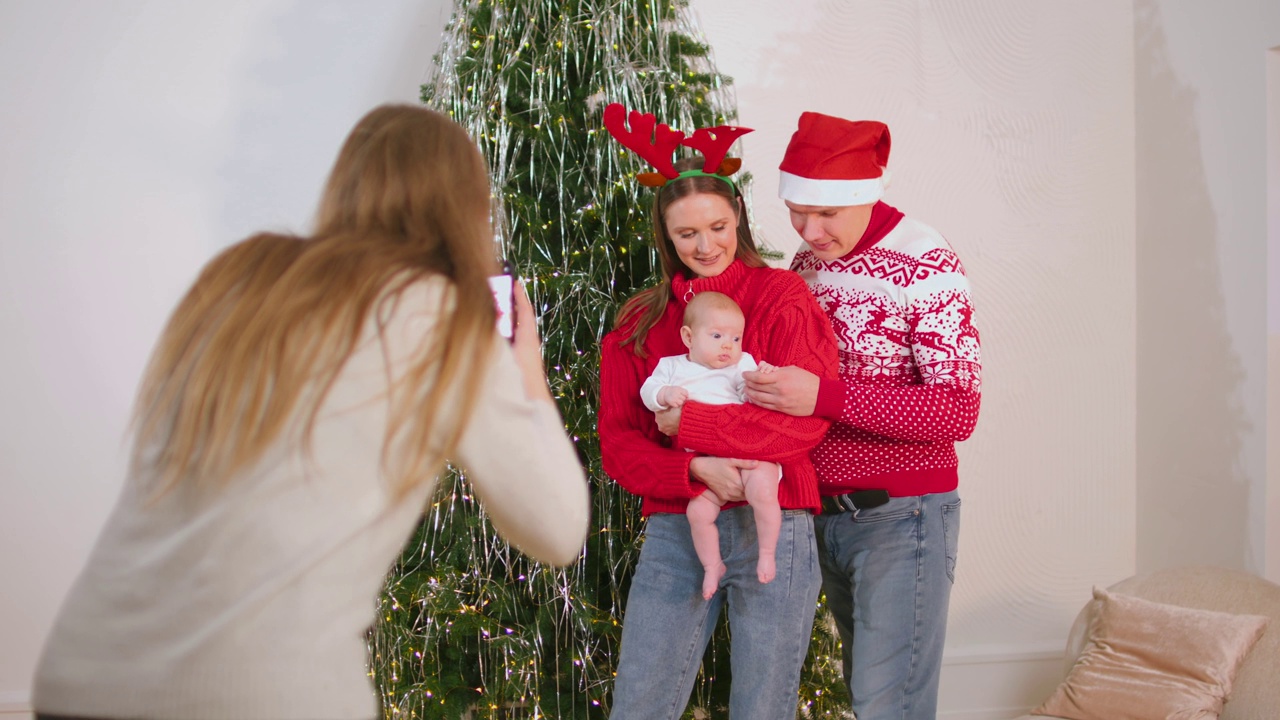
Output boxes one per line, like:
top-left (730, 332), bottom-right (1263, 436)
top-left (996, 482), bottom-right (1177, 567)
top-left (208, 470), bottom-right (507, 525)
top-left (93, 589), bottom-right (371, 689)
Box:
top-left (2, 1), bottom-right (1277, 718)
top-left (695, 1), bottom-right (1135, 716)
top-left (1269, 47), bottom-right (1280, 584)
top-left (0, 0), bottom-right (451, 714)
top-left (1134, 0), bottom-right (1280, 579)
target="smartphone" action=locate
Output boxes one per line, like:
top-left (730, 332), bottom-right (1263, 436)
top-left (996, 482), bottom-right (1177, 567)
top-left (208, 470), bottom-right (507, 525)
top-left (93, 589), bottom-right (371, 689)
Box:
top-left (488, 259), bottom-right (517, 342)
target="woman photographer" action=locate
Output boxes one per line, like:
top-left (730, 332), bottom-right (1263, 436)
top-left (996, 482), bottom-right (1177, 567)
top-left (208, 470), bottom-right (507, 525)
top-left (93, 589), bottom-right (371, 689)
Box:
top-left (33, 104), bottom-right (589, 720)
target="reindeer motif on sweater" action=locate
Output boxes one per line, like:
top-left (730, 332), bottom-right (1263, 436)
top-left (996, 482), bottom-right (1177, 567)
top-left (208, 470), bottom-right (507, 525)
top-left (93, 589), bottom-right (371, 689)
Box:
top-left (791, 204), bottom-right (982, 496)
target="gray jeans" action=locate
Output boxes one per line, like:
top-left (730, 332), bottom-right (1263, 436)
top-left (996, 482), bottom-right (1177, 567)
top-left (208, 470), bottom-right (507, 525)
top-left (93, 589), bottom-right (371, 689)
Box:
top-left (815, 490), bottom-right (961, 720)
top-left (610, 506), bottom-right (823, 720)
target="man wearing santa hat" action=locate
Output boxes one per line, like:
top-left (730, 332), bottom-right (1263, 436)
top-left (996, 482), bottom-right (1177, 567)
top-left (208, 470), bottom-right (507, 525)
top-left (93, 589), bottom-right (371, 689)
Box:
top-left (744, 112), bottom-right (982, 719)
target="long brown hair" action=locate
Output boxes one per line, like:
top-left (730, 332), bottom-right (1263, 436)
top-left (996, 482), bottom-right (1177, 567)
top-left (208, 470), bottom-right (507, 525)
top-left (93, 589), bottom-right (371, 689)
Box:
top-left (132, 104), bottom-right (498, 498)
top-left (615, 157), bottom-right (767, 356)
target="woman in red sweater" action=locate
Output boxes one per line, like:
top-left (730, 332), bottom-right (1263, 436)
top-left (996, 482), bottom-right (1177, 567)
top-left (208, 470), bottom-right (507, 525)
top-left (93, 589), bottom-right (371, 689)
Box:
top-left (599, 107), bottom-right (839, 720)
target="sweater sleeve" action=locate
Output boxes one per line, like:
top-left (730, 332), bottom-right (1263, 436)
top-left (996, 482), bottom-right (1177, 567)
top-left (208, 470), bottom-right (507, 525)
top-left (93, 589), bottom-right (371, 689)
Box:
top-left (676, 273), bottom-right (838, 463)
top-left (454, 336), bottom-right (591, 567)
top-left (599, 331), bottom-right (707, 503)
top-left (813, 253), bottom-right (982, 442)
top-left (816, 381), bottom-right (980, 442)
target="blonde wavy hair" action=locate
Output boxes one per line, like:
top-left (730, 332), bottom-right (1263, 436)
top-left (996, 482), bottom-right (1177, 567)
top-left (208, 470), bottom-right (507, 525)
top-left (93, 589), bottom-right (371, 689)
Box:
top-left (132, 104), bottom-right (498, 498)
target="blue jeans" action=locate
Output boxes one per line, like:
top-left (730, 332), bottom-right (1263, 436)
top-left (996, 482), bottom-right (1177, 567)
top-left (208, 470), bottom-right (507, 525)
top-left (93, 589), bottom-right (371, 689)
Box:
top-left (610, 506), bottom-right (822, 720)
top-left (814, 490), bottom-right (961, 720)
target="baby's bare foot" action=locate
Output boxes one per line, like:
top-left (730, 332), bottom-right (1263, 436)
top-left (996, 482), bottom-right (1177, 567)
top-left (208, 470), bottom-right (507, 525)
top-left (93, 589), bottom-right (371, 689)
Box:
top-left (757, 555), bottom-right (776, 585)
top-left (702, 562), bottom-right (727, 600)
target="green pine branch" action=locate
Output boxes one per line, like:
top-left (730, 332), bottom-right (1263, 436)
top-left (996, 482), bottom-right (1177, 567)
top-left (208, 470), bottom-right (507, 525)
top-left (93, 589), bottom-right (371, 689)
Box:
top-left (370, 2), bottom-right (825, 718)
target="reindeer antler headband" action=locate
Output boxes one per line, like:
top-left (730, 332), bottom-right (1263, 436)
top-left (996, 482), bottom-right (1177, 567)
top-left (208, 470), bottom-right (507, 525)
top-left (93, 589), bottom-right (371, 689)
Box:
top-left (603, 103), bottom-right (753, 189)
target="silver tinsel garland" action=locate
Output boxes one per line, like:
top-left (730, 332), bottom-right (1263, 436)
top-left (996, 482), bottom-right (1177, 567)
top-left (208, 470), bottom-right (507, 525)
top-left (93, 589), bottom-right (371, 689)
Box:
top-left (368, 2), bottom-right (840, 718)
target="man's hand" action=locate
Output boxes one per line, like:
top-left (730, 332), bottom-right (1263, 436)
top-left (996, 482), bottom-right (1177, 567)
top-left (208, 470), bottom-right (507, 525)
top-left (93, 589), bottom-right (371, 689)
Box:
top-left (690, 456), bottom-right (756, 503)
top-left (744, 364), bottom-right (820, 417)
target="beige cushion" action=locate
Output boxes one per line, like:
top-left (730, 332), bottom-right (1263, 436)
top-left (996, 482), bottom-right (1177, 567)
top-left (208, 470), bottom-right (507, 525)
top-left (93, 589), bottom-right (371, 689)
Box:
top-left (1030, 586), bottom-right (1269, 720)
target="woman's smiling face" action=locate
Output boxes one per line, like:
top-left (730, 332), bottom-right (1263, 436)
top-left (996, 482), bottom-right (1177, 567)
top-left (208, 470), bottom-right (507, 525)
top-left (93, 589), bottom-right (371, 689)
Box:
top-left (663, 192), bottom-right (739, 278)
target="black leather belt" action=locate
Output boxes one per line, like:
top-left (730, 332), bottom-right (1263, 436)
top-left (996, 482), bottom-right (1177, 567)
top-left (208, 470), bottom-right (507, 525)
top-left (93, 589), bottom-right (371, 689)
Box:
top-left (821, 489), bottom-right (891, 514)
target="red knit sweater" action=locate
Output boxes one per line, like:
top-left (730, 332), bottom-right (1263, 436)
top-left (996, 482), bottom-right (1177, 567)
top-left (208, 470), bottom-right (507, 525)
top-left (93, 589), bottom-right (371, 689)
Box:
top-left (792, 202), bottom-right (982, 498)
top-left (599, 260), bottom-right (840, 515)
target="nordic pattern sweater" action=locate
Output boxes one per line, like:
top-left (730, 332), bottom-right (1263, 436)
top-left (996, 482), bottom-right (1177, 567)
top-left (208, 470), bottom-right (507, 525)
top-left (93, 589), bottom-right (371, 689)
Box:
top-left (791, 202), bottom-right (982, 497)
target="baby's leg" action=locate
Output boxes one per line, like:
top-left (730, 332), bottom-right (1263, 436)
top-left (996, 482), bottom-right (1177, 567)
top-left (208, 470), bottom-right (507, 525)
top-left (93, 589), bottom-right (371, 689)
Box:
top-left (742, 462), bottom-right (782, 584)
top-left (686, 490), bottom-right (727, 600)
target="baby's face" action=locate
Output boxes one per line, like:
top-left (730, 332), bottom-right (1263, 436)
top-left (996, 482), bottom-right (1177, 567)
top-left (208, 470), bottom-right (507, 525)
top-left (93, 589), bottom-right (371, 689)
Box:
top-left (684, 308), bottom-right (745, 369)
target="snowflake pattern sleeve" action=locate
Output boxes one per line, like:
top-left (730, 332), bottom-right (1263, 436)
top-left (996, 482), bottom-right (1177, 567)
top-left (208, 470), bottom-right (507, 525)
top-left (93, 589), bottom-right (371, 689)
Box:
top-left (792, 210), bottom-right (982, 494)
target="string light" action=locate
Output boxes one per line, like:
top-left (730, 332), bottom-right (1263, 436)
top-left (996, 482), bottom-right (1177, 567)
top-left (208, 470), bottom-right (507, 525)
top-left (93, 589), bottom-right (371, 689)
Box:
top-left (367, 0), bottom-right (825, 717)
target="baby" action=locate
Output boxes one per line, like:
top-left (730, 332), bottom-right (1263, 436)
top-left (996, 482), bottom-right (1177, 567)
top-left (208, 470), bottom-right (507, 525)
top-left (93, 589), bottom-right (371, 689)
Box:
top-left (639, 291), bottom-right (781, 600)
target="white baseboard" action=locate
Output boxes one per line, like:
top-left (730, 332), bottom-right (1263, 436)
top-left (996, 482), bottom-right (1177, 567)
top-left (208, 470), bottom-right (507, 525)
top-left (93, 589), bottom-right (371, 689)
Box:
top-left (940, 709), bottom-right (1036, 720)
top-left (0, 648), bottom-right (1065, 720)
top-left (0, 689), bottom-right (31, 718)
top-left (938, 645), bottom-right (1065, 719)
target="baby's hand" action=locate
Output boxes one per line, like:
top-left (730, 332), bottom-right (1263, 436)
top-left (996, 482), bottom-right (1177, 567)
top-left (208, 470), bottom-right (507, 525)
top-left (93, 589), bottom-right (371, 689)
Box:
top-left (659, 386), bottom-right (688, 408)
top-left (757, 361), bottom-right (778, 374)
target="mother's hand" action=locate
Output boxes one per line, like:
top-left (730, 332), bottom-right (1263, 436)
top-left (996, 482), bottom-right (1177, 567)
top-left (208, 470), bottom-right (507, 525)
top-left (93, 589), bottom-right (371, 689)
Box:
top-left (654, 406), bottom-right (681, 436)
top-left (690, 456), bottom-right (756, 503)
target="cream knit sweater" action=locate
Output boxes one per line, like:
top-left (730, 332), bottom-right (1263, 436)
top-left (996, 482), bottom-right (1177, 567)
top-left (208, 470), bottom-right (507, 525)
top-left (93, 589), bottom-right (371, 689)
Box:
top-left (33, 277), bottom-right (590, 720)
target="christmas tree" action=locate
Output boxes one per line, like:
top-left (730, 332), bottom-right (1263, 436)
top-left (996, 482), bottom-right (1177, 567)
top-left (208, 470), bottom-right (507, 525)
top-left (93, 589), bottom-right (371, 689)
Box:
top-left (369, 1), bottom-right (845, 718)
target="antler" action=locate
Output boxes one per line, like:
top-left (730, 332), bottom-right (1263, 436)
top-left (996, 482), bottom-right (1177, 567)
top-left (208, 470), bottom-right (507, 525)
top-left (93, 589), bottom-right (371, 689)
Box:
top-left (681, 125), bottom-right (754, 174)
top-left (603, 103), bottom-right (686, 184)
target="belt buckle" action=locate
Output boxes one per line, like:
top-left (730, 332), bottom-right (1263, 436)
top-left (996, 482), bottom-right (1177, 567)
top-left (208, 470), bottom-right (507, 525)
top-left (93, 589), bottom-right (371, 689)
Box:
top-left (845, 489), bottom-right (890, 511)
top-left (820, 495), bottom-right (845, 514)
top-left (823, 490), bottom-right (891, 514)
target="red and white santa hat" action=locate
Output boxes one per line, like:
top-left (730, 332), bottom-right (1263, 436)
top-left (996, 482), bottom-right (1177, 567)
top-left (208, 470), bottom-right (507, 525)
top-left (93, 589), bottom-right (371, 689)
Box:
top-left (778, 112), bottom-right (891, 206)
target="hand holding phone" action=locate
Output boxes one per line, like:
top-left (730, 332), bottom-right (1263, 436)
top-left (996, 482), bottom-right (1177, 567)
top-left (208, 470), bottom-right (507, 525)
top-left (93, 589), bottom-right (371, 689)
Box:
top-left (488, 259), bottom-right (516, 342)
top-left (504, 276), bottom-right (553, 403)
